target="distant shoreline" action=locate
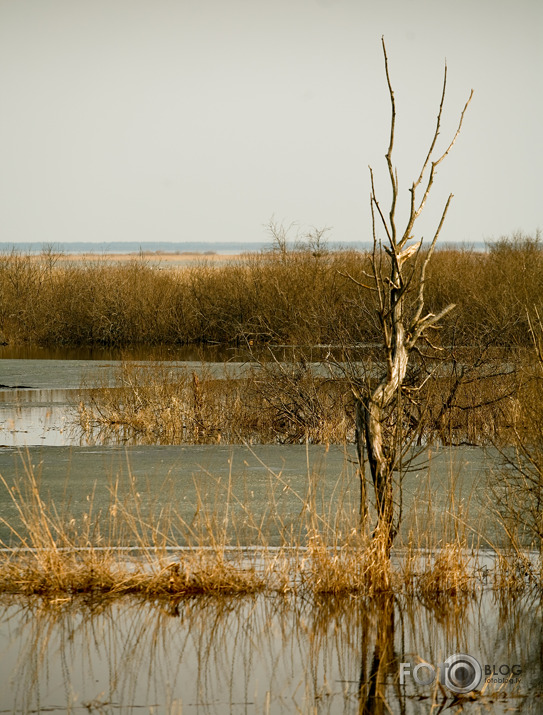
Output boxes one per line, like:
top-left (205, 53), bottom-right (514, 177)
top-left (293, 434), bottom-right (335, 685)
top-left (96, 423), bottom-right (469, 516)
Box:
top-left (0, 241), bottom-right (268, 255)
top-left (0, 240), bottom-right (487, 255)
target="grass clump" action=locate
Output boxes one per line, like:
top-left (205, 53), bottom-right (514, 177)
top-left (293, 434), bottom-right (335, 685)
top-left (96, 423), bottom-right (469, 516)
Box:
top-left (302, 529), bottom-right (396, 597)
top-left (0, 450), bottom-right (537, 606)
top-left (76, 359), bottom-right (351, 445)
top-left (417, 543), bottom-right (476, 603)
top-left (75, 353), bottom-right (529, 448)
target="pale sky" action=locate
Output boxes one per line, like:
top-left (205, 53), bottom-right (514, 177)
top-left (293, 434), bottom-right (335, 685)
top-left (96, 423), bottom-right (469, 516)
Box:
top-left (0, 0), bottom-right (541, 247)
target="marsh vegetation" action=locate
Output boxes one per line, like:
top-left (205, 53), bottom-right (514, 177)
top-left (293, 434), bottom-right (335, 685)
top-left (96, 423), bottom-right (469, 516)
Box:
top-left (0, 235), bottom-right (541, 350)
top-left (0, 444), bottom-right (541, 711)
top-left (1, 41), bottom-right (542, 712)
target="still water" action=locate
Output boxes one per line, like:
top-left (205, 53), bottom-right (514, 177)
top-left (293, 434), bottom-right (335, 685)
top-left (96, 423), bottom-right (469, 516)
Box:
top-left (0, 355), bottom-right (246, 447)
top-left (0, 442), bottom-right (495, 550)
top-left (0, 352), bottom-right (541, 713)
top-left (0, 591), bottom-right (540, 713)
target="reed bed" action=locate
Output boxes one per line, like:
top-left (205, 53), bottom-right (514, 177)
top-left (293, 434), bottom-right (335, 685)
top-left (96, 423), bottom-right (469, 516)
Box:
top-left (76, 359), bottom-right (351, 445)
top-left (0, 234), bottom-right (541, 349)
top-left (0, 450), bottom-right (539, 606)
top-left (75, 356), bottom-right (525, 447)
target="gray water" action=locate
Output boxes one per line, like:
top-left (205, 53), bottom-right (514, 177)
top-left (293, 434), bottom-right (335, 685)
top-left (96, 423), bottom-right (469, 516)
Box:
top-left (0, 442), bottom-right (494, 549)
top-left (0, 356), bottom-right (248, 447)
top-left (0, 355), bottom-right (509, 547)
top-left (0, 353), bottom-right (541, 713)
top-left (0, 590), bottom-right (540, 714)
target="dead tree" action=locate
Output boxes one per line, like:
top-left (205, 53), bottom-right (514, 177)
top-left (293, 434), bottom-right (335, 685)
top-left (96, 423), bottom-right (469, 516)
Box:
top-left (351, 39), bottom-right (473, 548)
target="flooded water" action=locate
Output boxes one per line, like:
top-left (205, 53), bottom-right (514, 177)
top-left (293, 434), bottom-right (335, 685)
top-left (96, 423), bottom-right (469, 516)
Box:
top-left (0, 359), bottom-right (122, 447)
top-left (0, 354), bottom-right (499, 549)
top-left (0, 442), bottom-right (496, 550)
top-left (0, 352), bottom-right (517, 551)
top-left (0, 356), bottom-right (247, 447)
top-left (0, 590), bottom-right (540, 713)
top-left (0, 351), bottom-right (541, 712)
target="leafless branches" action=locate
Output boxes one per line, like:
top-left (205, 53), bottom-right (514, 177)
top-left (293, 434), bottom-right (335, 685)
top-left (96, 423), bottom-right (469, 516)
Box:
top-left (351, 38), bottom-right (474, 548)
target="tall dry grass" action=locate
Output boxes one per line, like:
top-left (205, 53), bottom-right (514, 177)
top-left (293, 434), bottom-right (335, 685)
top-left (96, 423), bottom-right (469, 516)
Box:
top-left (76, 359), bottom-right (352, 445)
top-left (75, 353), bottom-right (525, 447)
top-left (489, 309), bottom-right (543, 551)
top-left (0, 448), bottom-right (537, 604)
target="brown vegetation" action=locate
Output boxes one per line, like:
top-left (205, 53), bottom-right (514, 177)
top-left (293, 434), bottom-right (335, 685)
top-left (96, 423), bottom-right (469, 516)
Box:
top-left (0, 452), bottom-right (538, 603)
top-left (490, 311), bottom-right (543, 549)
top-left (76, 359), bottom-right (351, 445)
top-left (0, 234), bottom-right (541, 349)
top-left (75, 354), bottom-right (523, 448)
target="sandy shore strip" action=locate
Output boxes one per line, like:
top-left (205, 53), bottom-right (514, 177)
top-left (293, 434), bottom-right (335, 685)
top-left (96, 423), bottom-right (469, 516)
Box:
top-left (37, 251), bottom-right (248, 267)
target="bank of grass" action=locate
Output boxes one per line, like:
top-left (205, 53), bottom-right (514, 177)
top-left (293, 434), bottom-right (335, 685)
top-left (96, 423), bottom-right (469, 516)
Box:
top-left (0, 450), bottom-right (539, 605)
top-left (0, 234), bottom-right (541, 349)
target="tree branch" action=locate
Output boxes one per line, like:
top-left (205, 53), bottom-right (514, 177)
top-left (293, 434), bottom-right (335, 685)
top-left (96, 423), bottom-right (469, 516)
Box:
top-left (382, 37), bottom-right (398, 247)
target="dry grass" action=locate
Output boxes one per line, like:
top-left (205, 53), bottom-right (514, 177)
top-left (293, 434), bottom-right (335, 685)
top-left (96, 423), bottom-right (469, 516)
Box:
top-left (0, 450), bottom-right (536, 605)
top-left (488, 311), bottom-right (543, 552)
top-left (76, 359), bottom-right (352, 445)
top-left (74, 354), bottom-right (527, 447)
top-left (301, 527), bottom-right (396, 596)
top-left (0, 454), bottom-right (267, 599)
top-left (417, 543), bottom-right (476, 602)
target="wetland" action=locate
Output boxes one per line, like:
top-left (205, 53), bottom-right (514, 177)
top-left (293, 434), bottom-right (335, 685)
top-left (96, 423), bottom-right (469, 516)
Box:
top-left (0, 239), bottom-right (542, 712)
top-left (0, 349), bottom-right (541, 713)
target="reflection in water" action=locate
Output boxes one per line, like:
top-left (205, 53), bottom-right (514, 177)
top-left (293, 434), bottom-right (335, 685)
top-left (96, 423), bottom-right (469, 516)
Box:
top-left (0, 388), bottom-right (81, 446)
top-left (0, 590), bottom-right (540, 713)
top-left (358, 595), bottom-right (398, 714)
top-left (0, 357), bottom-right (249, 446)
top-left (0, 344), bottom-right (243, 362)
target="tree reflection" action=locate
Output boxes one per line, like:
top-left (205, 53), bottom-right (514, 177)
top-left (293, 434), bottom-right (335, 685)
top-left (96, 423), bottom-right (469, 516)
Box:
top-left (357, 595), bottom-right (403, 714)
top-left (0, 589), bottom-right (539, 713)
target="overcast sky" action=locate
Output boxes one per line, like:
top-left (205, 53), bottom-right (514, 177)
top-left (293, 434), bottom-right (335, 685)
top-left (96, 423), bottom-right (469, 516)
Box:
top-left (0, 0), bottom-right (541, 247)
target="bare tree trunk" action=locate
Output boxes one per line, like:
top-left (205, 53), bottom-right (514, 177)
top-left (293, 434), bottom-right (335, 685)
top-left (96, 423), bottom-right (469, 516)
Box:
top-left (355, 399), bottom-right (368, 521)
top-left (359, 322), bottom-right (409, 547)
top-left (347, 38), bottom-right (472, 548)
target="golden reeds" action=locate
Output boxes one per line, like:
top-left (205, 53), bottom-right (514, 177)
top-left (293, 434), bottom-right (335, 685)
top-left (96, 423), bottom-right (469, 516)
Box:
top-left (75, 359), bottom-right (352, 445)
top-left (0, 450), bottom-right (536, 604)
top-left (75, 355), bottom-right (525, 447)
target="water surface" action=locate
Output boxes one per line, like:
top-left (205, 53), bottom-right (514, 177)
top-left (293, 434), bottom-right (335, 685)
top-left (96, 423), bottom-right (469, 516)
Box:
top-left (0, 357), bottom-right (246, 447)
top-left (0, 443), bottom-right (497, 547)
top-left (0, 590), bottom-right (539, 713)
top-left (0, 351), bottom-right (539, 714)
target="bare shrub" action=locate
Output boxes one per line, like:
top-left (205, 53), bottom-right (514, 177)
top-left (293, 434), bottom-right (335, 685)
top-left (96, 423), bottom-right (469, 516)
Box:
top-left (0, 237), bottom-right (541, 349)
top-left (76, 360), bottom-right (351, 445)
top-left (491, 311), bottom-right (543, 548)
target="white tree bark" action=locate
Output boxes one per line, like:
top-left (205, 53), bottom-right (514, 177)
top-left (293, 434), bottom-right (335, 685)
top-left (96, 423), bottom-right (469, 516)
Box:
top-left (354, 39), bottom-right (473, 548)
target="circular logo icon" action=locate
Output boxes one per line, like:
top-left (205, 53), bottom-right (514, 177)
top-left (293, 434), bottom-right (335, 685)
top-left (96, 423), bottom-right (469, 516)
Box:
top-left (442, 653), bottom-right (482, 694)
